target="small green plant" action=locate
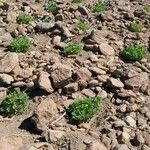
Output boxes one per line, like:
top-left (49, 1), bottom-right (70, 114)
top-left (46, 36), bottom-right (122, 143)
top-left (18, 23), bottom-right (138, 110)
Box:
top-left (9, 36), bottom-right (31, 53)
top-left (17, 13), bottom-right (32, 24)
top-left (64, 42), bottom-right (83, 55)
top-left (66, 97), bottom-right (102, 124)
top-left (72, 0), bottom-right (83, 3)
top-left (121, 45), bottom-right (147, 62)
top-left (76, 21), bottom-right (90, 31)
top-left (45, 1), bottom-right (58, 14)
top-left (92, 2), bottom-right (107, 13)
top-left (0, 91), bottom-right (28, 117)
top-left (144, 5), bottom-right (150, 13)
top-left (128, 21), bottom-right (142, 32)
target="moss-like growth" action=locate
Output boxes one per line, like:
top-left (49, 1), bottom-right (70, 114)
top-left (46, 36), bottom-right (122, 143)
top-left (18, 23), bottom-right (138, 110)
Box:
top-left (45, 1), bottom-right (58, 14)
top-left (9, 36), bottom-right (31, 53)
top-left (76, 21), bottom-right (90, 31)
top-left (72, 0), bottom-right (83, 3)
top-left (0, 91), bottom-right (28, 117)
top-left (144, 5), bottom-right (150, 13)
top-left (17, 13), bottom-right (32, 24)
top-left (66, 97), bottom-right (102, 124)
top-left (64, 42), bottom-right (83, 55)
top-left (128, 21), bottom-right (142, 32)
top-left (121, 45), bottom-right (147, 62)
top-left (92, 2), bottom-right (107, 13)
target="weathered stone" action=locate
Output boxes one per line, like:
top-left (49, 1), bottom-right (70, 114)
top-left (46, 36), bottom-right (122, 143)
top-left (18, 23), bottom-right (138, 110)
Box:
top-left (89, 67), bottom-right (106, 75)
top-left (0, 87), bottom-right (7, 99)
top-left (64, 82), bottom-right (78, 94)
top-left (115, 144), bottom-right (130, 150)
top-left (125, 116), bottom-right (136, 128)
top-left (0, 32), bottom-right (12, 42)
top-left (0, 74), bottom-right (14, 85)
top-left (107, 77), bottom-right (124, 88)
top-left (81, 89), bottom-right (96, 97)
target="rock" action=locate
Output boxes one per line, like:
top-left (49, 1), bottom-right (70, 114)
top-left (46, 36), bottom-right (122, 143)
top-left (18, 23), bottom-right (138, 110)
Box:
top-left (113, 120), bottom-right (126, 128)
top-left (76, 67), bottom-right (92, 81)
top-left (0, 74), bottom-right (14, 85)
top-left (107, 77), bottom-right (124, 88)
top-left (126, 104), bottom-right (138, 112)
top-left (131, 133), bottom-right (145, 146)
top-left (0, 53), bottom-right (19, 73)
top-left (51, 63), bottom-right (72, 88)
top-left (124, 72), bottom-right (149, 90)
top-left (0, 87), bottom-right (7, 99)
top-left (89, 54), bottom-right (98, 62)
top-left (64, 82), bottom-right (78, 94)
top-left (37, 71), bottom-right (54, 93)
top-left (125, 116), bottom-right (136, 128)
top-left (117, 132), bottom-right (130, 143)
top-left (142, 145), bottom-right (150, 150)
top-left (31, 98), bottom-right (58, 132)
top-left (89, 67), bottom-right (106, 75)
top-left (44, 129), bottom-right (65, 143)
top-left (117, 89), bottom-right (136, 98)
top-left (6, 11), bottom-right (17, 23)
top-left (99, 43), bottom-right (115, 56)
top-left (0, 32), bottom-right (12, 42)
top-left (81, 89), bottom-right (96, 97)
top-left (0, 136), bottom-right (23, 150)
top-left (97, 89), bottom-right (107, 99)
top-left (36, 22), bottom-right (55, 32)
top-left (115, 144), bottom-right (130, 150)
top-left (52, 36), bottom-right (66, 48)
top-left (78, 6), bottom-right (89, 15)
top-left (86, 140), bottom-right (108, 150)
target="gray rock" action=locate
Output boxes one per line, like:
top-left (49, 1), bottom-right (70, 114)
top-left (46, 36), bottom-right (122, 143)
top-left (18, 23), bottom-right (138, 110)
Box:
top-left (142, 145), bottom-right (150, 150)
top-left (0, 87), bottom-right (7, 99)
top-left (89, 67), bottom-right (106, 75)
top-left (125, 116), bottom-right (136, 128)
top-left (0, 32), bottom-right (12, 42)
top-left (0, 74), bottom-right (14, 85)
top-left (115, 144), bottom-right (130, 150)
top-left (113, 120), bottom-right (126, 128)
top-left (81, 89), bottom-right (96, 97)
top-left (107, 77), bottom-right (124, 88)
top-left (0, 53), bottom-right (19, 73)
top-left (64, 82), bottom-right (78, 94)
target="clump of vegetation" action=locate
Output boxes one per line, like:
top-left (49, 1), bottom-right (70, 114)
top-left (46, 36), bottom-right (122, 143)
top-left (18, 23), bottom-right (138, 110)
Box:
top-left (0, 91), bottom-right (28, 117)
top-left (17, 13), bottom-right (32, 24)
top-left (121, 45), bottom-right (147, 62)
top-left (128, 21), bottom-right (142, 32)
top-left (76, 21), bottom-right (90, 31)
top-left (66, 97), bottom-right (102, 124)
top-left (92, 2), bottom-right (107, 13)
top-left (144, 5), bottom-right (150, 13)
top-left (64, 42), bottom-right (83, 55)
top-left (9, 36), bottom-right (31, 53)
top-left (45, 1), bottom-right (58, 14)
top-left (72, 0), bottom-right (83, 3)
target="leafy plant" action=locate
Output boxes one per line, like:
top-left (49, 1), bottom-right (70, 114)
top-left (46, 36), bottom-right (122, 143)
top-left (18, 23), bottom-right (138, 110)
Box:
top-left (121, 45), bottom-right (147, 62)
top-left (76, 21), bottom-right (90, 31)
top-left (72, 0), bottom-right (83, 3)
top-left (17, 13), bottom-right (32, 24)
top-left (64, 42), bottom-right (83, 55)
top-left (0, 91), bottom-right (28, 117)
top-left (128, 21), bottom-right (142, 32)
top-left (144, 5), bottom-right (150, 13)
top-left (66, 97), bottom-right (102, 124)
top-left (45, 1), bottom-right (58, 14)
top-left (92, 2), bottom-right (107, 13)
top-left (9, 36), bottom-right (31, 53)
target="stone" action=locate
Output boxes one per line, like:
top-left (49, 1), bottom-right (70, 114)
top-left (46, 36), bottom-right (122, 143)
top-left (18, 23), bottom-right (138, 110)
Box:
top-left (115, 144), bottom-right (130, 150)
top-left (113, 120), bottom-right (126, 128)
top-left (0, 32), bottom-right (12, 42)
top-left (64, 83), bottom-right (78, 94)
top-left (81, 89), bottom-right (96, 97)
top-left (31, 98), bottom-right (58, 132)
top-left (125, 116), bottom-right (136, 128)
top-left (142, 145), bottom-right (150, 150)
top-left (0, 74), bottom-right (14, 85)
top-left (89, 67), bottom-right (106, 75)
top-left (45, 129), bottom-right (65, 143)
top-left (99, 43), bottom-right (115, 56)
top-left (6, 11), bottom-right (17, 23)
top-left (0, 53), bottom-right (19, 73)
top-left (131, 134), bottom-right (145, 146)
top-left (107, 77), bottom-right (124, 88)
top-left (117, 89), bottom-right (136, 98)
top-left (86, 140), bottom-right (108, 150)
top-left (117, 132), bottom-right (130, 143)
top-left (76, 67), bottom-right (92, 81)
top-left (97, 89), bottom-right (107, 99)
top-left (89, 54), bottom-right (98, 62)
top-left (78, 6), bottom-right (89, 15)
top-left (51, 63), bottom-right (72, 88)
top-left (0, 87), bottom-right (7, 99)
top-left (37, 71), bottom-right (54, 93)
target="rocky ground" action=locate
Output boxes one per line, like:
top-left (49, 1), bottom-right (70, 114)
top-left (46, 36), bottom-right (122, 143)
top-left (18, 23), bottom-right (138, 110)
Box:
top-left (0, 0), bottom-right (150, 150)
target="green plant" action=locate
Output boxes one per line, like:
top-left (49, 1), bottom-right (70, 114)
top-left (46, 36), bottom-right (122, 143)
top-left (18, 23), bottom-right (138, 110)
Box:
top-left (121, 45), bottom-right (147, 62)
top-left (45, 1), bottom-right (58, 14)
top-left (76, 21), bottom-right (90, 31)
top-left (128, 21), bottom-right (142, 32)
top-left (72, 0), bottom-right (83, 3)
top-left (92, 2), bottom-right (107, 13)
top-left (0, 91), bottom-right (28, 117)
top-left (66, 97), bottom-right (102, 124)
top-left (17, 13), bottom-right (32, 24)
top-left (9, 36), bottom-right (31, 53)
top-left (64, 42), bottom-right (83, 55)
top-left (144, 5), bottom-right (150, 13)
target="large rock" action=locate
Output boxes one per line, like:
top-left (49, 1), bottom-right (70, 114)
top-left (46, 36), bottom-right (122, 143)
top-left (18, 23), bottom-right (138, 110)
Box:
top-left (0, 53), bottom-right (19, 73)
top-left (51, 63), bottom-right (72, 88)
top-left (37, 71), bottom-right (54, 93)
top-left (31, 98), bottom-right (58, 132)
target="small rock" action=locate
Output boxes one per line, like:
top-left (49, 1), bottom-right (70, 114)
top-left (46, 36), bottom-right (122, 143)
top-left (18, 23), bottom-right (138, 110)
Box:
top-left (99, 43), bottom-right (115, 56)
top-left (131, 133), bottom-right (145, 146)
top-left (115, 144), bottom-right (130, 150)
top-left (64, 83), bottom-right (78, 94)
top-left (0, 32), bottom-right (12, 42)
top-left (0, 53), bottom-right (19, 73)
top-left (125, 116), bottom-right (136, 128)
top-left (117, 89), bottom-right (136, 98)
top-left (0, 74), bottom-right (14, 85)
top-left (107, 77), bottom-right (124, 88)
top-left (78, 6), bottom-right (89, 15)
top-left (37, 71), bottom-right (54, 93)
top-left (0, 87), bottom-right (7, 99)
top-left (113, 120), bottom-right (126, 128)
top-left (117, 132), bottom-right (130, 143)
top-left (89, 54), bottom-right (98, 62)
top-left (142, 145), bottom-right (150, 150)
top-left (81, 89), bottom-right (96, 97)
top-left (89, 67), bottom-right (106, 75)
